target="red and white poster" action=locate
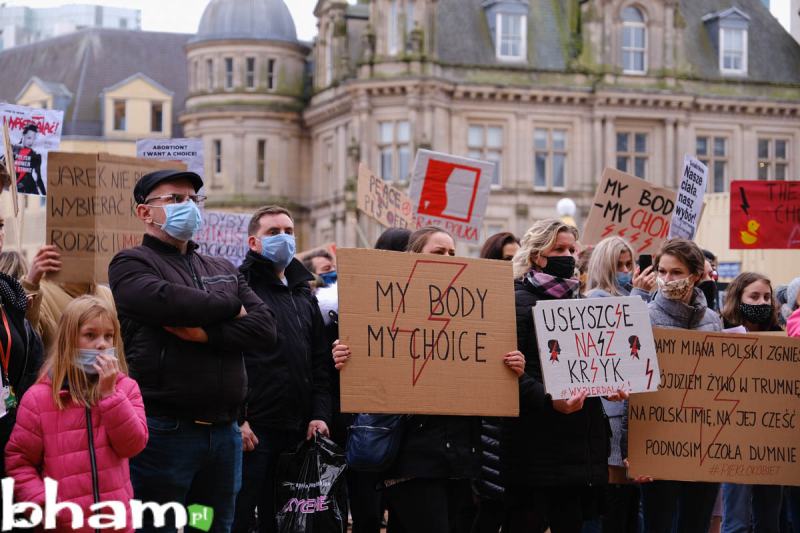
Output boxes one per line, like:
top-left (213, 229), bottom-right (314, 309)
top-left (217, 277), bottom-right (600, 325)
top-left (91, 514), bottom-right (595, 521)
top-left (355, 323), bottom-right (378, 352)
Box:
top-left (0, 103), bottom-right (64, 196)
top-left (409, 150), bottom-right (494, 243)
top-left (730, 181), bottom-right (800, 249)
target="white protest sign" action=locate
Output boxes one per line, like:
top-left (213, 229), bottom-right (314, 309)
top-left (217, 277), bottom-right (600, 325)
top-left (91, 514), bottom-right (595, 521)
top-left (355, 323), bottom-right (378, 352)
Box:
top-left (193, 211), bottom-right (250, 267)
top-left (409, 150), bottom-right (494, 243)
top-left (669, 155), bottom-right (708, 240)
top-left (136, 138), bottom-right (204, 177)
top-left (0, 103), bottom-right (64, 196)
top-left (532, 296), bottom-right (660, 400)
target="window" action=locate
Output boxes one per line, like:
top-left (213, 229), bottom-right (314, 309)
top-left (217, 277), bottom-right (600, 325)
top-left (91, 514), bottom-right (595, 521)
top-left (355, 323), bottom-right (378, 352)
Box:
top-left (720, 27), bottom-right (747, 74)
top-left (696, 136), bottom-right (728, 192)
top-left (246, 57), bottom-right (256, 88)
top-left (534, 128), bottom-right (567, 190)
top-left (496, 13), bottom-right (526, 60)
top-left (467, 125), bottom-right (503, 186)
top-left (150, 102), bottom-right (163, 133)
top-left (192, 61), bottom-right (199, 90)
top-left (622, 7), bottom-right (646, 74)
top-left (267, 59), bottom-right (276, 90)
top-left (206, 58), bottom-right (214, 90)
top-left (757, 138), bottom-right (790, 181)
top-left (213, 140), bottom-right (222, 175)
top-left (406, 0), bottom-right (415, 40)
top-left (378, 120), bottom-right (411, 181)
top-left (257, 140), bottom-right (266, 184)
top-left (224, 57), bottom-right (234, 89)
top-left (325, 140), bottom-right (334, 184)
top-left (388, 0), bottom-right (400, 55)
top-left (616, 131), bottom-right (648, 179)
top-left (112, 100), bottom-right (126, 131)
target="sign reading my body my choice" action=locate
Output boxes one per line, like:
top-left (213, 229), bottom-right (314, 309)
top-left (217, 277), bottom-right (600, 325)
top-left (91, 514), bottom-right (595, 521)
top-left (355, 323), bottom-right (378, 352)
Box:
top-left (532, 296), bottom-right (660, 400)
top-left (337, 248), bottom-right (519, 417)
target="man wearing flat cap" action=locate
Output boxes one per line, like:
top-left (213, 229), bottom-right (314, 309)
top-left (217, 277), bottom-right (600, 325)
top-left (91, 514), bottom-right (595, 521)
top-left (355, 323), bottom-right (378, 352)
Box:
top-left (108, 170), bottom-right (277, 533)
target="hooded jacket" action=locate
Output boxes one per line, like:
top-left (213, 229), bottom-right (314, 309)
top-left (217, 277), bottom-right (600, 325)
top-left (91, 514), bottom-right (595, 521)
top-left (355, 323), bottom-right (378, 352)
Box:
top-left (108, 235), bottom-right (277, 424)
top-left (239, 251), bottom-right (331, 430)
top-left (5, 374), bottom-right (147, 532)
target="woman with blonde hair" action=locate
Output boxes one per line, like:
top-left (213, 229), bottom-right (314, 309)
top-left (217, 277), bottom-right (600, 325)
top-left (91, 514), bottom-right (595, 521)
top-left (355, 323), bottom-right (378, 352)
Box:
top-left (585, 236), bottom-right (655, 300)
top-left (584, 237), bottom-right (655, 533)
top-left (504, 219), bottom-right (626, 533)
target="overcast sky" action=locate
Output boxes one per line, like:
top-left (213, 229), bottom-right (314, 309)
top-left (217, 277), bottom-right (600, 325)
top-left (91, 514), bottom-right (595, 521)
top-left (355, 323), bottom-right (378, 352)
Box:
top-left (3, 0), bottom-right (793, 38)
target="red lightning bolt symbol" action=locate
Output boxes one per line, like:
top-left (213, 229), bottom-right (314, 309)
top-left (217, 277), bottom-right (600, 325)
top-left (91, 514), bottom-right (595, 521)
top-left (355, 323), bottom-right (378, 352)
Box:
top-left (590, 358), bottom-right (598, 383)
top-left (637, 237), bottom-right (653, 253)
top-left (614, 304), bottom-right (623, 329)
top-left (680, 334), bottom-right (751, 465)
top-left (617, 227), bottom-right (628, 237)
top-left (629, 232), bottom-right (641, 244)
top-left (601, 224), bottom-right (615, 237)
top-left (645, 358), bottom-right (654, 389)
top-left (390, 260), bottom-right (468, 387)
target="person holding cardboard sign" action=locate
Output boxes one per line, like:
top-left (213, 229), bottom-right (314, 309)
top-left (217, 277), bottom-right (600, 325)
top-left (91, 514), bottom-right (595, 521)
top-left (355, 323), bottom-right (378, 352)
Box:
top-left (503, 219), bottom-right (627, 533)
top-left (333, 226), bottom-right (525, 533)
top-left (631, 238), bottom-right (723, 533)
top-left (108, 170), bottom-right (277, 533)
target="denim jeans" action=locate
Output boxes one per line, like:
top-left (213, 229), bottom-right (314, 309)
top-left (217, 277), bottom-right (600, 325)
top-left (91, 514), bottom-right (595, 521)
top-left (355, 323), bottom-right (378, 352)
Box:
top-left (786, 487), bottom-right (800, 533)
top-left (722, 483), bottom-right (783, 533)
top-left (131, 417), bottom-right (243, 533)
top-left (232, 426), bottom-right (305, 533)
top-left (641, 480), bottom-right (719, 533)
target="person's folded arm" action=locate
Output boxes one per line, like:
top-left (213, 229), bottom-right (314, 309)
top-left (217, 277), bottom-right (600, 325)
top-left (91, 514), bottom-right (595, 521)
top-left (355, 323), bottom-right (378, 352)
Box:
top-left (108, 253), bottom-right (241, 327)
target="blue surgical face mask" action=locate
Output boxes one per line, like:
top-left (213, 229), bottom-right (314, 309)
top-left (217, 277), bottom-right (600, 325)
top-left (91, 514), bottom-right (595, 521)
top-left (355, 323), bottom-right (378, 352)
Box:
top-left (154, 201), bottom-right (203, 241)
top-left (320, 271), bottom-right (338, 286)
top-left (76, 348), bottom-right (116, 375)
top-left (260, 233), bottom-right (296, 270)
top-left (616, 272), bottom-right (633, 287)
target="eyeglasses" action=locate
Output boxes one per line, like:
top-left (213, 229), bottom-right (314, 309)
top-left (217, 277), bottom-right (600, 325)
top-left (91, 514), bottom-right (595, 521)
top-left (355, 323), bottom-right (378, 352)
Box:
top-left (144, 193), bottom-right (207, 206)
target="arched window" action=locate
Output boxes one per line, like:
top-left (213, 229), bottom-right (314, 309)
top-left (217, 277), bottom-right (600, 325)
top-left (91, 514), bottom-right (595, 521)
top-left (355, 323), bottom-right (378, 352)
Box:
top-left (621, 6), bottom-right (646, 74)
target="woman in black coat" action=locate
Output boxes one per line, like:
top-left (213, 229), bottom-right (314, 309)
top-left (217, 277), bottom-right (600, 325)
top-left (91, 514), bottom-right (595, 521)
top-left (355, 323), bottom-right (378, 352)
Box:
top-left (503, 219), bottom-right (626, 533)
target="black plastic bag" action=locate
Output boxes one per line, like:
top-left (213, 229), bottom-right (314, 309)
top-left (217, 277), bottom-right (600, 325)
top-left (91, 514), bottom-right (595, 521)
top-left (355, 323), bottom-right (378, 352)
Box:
top-left (275, 434), bottom-right (347, 533)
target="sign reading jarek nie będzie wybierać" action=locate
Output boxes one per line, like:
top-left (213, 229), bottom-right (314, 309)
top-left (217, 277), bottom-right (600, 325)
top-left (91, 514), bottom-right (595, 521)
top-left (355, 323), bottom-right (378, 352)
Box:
top-left (531, 296), bottom-right (660, 400)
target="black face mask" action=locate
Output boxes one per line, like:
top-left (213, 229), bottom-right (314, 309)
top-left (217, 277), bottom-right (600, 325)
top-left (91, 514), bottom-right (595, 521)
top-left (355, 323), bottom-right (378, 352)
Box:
top-left (542, 255), bottom-right (576, 279)
top-left (740, 303), bottom-right (773, 325)
top-left (698, 280), bottom-right (718, 310)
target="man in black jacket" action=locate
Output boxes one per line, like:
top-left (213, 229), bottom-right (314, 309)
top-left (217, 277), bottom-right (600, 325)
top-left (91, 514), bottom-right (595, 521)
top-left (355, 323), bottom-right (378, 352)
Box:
top-left (108, 170), bottom-right (277, 533)
top-left (232, 205), bottom-right (331, 533)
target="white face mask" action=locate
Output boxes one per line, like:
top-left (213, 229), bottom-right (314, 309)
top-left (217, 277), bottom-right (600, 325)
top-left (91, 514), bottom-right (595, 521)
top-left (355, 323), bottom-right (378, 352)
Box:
top-left (657, 276), bottom-right (694, 301)
top-left (75, 347), bottom-right (116, 374)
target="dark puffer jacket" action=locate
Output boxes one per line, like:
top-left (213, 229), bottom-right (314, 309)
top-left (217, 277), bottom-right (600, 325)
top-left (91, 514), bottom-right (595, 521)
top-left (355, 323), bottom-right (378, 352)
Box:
top-left (388, 415), bottom-right (480, 481)
top-left (239, 252), bottom-right (332, 432)
top-left (109, 235), bottom-right (277, 424)
top-left (474, 417), bottom-right (504, 500)
top-left (502, 277), bottom-right (610, 487)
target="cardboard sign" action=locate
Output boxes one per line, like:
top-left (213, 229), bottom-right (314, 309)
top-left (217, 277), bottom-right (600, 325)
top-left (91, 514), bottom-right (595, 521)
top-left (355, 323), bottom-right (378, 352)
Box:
top-left (357, 163), bottom-right (414, 229)
top-left (194, 211), bottom-right (250, 267)
top-left (583, 168), bottom-right (676, 255)
top-left (669, 155), bottom-right (708, 240)
top-left (136, 138), bottom-right (204, 178)
top-left (0, 103), bottom-right (64, 197)
top-left (628, 328), bottom-right (800, 486)
top-left (337, 248), bottom-right (519, 416)
top-left (531, 296), bottom-right (660, 400)
top-left (730, 181), bottom-right (800, 249)
top-left (46, 152), bottom-right (184, 284)
top-left (409, 150), bottom-right (494, 243)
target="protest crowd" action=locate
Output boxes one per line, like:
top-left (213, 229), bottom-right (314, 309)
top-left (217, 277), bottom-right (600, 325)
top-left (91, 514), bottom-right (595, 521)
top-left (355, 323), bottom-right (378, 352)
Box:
top-left (0, 162), bottom-right (799, 533)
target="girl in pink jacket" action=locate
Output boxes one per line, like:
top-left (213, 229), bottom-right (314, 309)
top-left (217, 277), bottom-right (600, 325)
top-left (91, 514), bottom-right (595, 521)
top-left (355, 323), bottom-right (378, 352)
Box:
top-left (5, 295), bottom-right (148, 532)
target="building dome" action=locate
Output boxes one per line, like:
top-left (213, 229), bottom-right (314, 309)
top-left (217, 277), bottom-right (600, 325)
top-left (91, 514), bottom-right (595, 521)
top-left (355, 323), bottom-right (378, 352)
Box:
top-left (191, 0), bottom-right (298, 44)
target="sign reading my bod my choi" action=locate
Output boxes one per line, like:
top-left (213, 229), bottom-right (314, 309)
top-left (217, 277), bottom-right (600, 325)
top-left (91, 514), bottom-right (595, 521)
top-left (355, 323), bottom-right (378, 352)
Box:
top-left (409, 150), bottom-right (494, 243)
top-left (532, 296), bottom-right (660, 400)
top-left (582, 168), bottom-right (676, 255)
